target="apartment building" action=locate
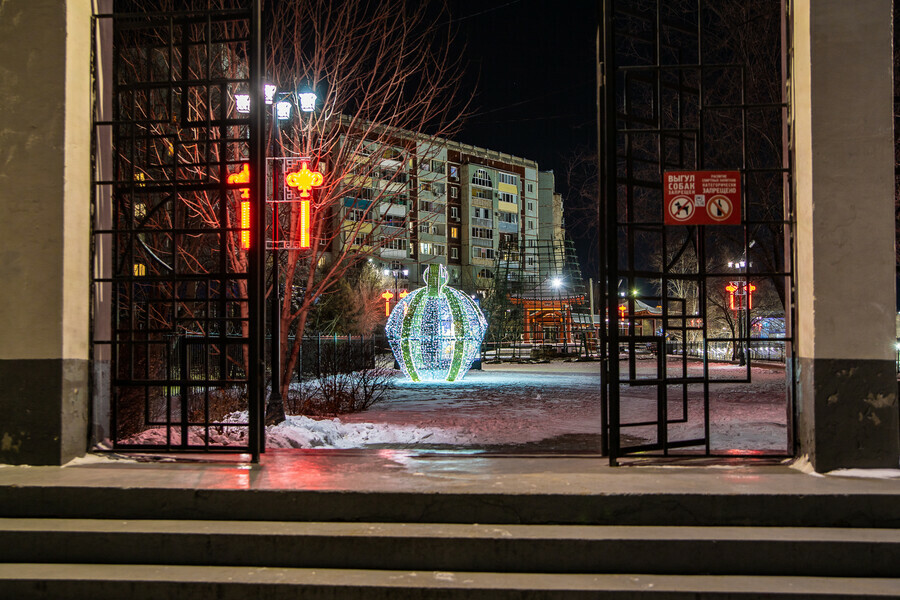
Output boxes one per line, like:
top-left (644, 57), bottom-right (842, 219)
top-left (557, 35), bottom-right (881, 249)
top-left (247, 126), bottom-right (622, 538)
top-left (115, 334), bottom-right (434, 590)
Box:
top-left (330, 130), bottom-right (563, 297)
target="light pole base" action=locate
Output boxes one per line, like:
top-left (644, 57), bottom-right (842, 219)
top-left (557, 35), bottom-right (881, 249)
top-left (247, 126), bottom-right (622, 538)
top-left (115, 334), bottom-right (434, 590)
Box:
top-left (265, 392), bottom-right (286, 426)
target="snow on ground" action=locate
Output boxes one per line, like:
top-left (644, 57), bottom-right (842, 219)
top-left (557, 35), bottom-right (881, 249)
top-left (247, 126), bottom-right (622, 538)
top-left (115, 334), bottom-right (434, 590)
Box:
top-left (268, 358), bottom-right (788, 452)
top-left (123, 358), bottom-right (790, 453)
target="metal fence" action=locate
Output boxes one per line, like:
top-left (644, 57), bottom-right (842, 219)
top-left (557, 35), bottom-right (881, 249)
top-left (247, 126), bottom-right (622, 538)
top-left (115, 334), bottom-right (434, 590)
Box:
top-left (665, 340), bottom-right (786, 363)
top-left (277, 334), bottom-right (392, 380)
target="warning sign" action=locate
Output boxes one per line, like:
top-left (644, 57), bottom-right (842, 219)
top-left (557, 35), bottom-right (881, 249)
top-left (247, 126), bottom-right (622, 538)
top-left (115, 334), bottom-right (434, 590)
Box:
top-left (664, 171), bottom-right (741, 226)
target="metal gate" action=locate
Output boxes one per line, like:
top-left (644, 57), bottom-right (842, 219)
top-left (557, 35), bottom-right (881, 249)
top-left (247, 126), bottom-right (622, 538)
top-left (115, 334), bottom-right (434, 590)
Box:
top-left (91, 2), bottom-right (266, 456)
top-left (599, 0), bottom-right (794, 464)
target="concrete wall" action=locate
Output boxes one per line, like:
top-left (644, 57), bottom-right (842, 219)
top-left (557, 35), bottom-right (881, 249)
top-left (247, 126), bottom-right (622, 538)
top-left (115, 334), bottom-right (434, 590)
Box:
top-left (0, 1), bottom-right (92, 464)
top-left (792, 0), bottom-right (899, 470)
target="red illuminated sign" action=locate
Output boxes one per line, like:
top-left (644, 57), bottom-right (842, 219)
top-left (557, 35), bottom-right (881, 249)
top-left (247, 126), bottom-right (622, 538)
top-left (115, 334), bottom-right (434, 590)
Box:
top-left (228, 164), bottom-right (251, 249)
top-left (285, 161), bottom-right (324, 197)
top-left (664, 171), bottom-right (741, 226)
top-left (285, 161), bottom-right (324, 249)
top-left (726, 281), bottom-right (756, 310)
top-left (381, 291), bottom-right (394, 316)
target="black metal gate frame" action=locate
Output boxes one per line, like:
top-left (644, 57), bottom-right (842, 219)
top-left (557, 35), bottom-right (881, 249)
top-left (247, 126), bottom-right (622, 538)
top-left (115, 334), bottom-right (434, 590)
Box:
top-left (599, 0), bottom-right (795, 465)
top-left (91, 2), bottom-right (266, 459)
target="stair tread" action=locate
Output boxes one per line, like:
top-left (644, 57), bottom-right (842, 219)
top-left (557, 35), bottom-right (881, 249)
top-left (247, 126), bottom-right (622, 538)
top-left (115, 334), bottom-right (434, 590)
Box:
top-left (1, 563), bottom-right (899, 595)
top-left (2, 518), bottom-right (899, 543)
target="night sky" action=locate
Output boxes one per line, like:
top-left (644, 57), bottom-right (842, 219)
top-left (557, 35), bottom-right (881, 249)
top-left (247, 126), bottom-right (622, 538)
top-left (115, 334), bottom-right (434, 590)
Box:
top-left (447, 0), bottom-right (600, 276)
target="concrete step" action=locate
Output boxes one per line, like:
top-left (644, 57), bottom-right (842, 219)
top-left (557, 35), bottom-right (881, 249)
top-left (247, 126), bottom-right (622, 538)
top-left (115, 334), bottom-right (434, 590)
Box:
top-left (3, 484), bottom-right (900, 528)
top-left (1, 564), bottom-right (898, 599)
top-left (3, 519), bottom-right (900, 578)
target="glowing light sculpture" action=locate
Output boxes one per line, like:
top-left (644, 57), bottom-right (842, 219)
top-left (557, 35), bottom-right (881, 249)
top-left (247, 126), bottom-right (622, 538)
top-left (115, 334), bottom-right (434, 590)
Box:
top-left (386, 265), bottom-right (487, 382)
top-left (285, 161), bottom-right (324, 249)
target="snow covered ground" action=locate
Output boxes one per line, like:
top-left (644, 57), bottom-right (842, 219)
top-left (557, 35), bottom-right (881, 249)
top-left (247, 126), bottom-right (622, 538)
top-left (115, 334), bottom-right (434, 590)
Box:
top-left (264, 359), bottom-right (789, 453)
top-left (124, 358), bottom-right (789, 454)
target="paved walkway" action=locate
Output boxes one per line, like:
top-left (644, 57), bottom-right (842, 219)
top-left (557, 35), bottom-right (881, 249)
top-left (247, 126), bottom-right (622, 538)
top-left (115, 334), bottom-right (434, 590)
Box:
top-left (1, 450), bottom-right (897, 496)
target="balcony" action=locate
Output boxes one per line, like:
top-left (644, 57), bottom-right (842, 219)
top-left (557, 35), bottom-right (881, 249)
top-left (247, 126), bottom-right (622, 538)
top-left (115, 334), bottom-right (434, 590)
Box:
top-left (379, 202), bottom-right (407, 218)
top-left (380, 247), bottom-right (408, 259)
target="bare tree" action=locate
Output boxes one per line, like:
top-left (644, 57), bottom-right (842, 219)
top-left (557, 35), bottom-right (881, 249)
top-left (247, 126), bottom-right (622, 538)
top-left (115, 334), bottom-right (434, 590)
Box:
top-left (114, 1), bottom-right (469, 424)
top-left (264, 1), bottom-right (469, 419)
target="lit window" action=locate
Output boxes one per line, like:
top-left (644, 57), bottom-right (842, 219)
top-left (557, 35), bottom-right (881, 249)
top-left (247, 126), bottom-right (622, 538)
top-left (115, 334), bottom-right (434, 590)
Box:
top-left (472, 169), bottom-right (492, 187)
top-left (498, 172), bottom-right (518, 186)
top-left (473, 247), bottom-right (495, 260)
top-left (450, 226), bottom-right (458, 238)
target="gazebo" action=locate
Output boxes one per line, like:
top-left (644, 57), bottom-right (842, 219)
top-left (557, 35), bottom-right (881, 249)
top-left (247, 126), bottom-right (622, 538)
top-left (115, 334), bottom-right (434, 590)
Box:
top-left (509, 278), bottom-right (586, 344)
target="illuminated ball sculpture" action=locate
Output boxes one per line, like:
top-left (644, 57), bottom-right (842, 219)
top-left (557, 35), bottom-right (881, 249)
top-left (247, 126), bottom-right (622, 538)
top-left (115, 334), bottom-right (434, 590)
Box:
top-left (386, 264), bottom-right (487, 382)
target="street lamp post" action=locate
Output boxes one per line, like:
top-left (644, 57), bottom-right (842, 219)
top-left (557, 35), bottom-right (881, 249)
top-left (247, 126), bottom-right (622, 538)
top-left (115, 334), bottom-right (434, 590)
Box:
top-left (267, 96), bottom-right (288, 425)
top-left (237, 83), bottom-right (317, 426)
top-left (727, 257), bottom-right (752, 366)
top-left (384, 267), bottom-right (409, 311)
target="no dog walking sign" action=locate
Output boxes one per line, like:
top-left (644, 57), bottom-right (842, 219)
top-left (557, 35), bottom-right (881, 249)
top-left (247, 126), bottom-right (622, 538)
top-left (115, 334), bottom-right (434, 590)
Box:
top-left (664, 170), bottom-right (741, 226)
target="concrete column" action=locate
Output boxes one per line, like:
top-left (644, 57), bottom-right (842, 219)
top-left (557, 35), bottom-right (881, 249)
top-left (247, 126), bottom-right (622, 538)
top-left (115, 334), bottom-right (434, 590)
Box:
top-left (0, 1), bottom-right (93, 464)
top-left (792, 0), bottom-right (899, 470)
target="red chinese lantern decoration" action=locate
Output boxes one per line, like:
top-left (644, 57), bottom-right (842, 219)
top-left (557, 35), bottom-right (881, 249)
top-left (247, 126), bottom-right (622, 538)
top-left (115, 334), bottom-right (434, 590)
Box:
top-left (228, 164), bottom-right (251, 250)
top-left (285, 161), bottom-right (324, 249)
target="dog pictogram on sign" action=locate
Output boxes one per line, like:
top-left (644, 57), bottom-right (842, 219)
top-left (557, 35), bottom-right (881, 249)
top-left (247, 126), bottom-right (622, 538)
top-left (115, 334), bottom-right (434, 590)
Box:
top-left (668, 195), bottom-right (695, 222)
top-left (664, 171), bottom-right (741, 226)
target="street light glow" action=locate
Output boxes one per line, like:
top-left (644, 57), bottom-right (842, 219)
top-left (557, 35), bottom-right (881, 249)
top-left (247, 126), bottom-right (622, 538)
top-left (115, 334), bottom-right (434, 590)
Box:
top-left (299, 92), bottom-right (317, 112)
top-left (234, 94), bottom-right (251, 113)
top-left (264, 84), bottom-right (277, 104)
top-left (275, 100), bottom-right (292, 120)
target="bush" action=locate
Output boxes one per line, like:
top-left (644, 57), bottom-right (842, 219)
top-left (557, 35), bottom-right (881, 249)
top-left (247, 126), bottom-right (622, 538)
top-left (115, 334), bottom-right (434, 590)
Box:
top-left (286, 353), bottom-right (395, 417)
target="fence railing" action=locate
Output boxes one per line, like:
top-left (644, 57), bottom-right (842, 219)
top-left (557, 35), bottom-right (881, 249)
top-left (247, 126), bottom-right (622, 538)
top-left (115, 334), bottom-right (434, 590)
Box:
top-left (275, 334), bottom-right (392, 380)
top-left (665, 340), bottom-right (786, 362)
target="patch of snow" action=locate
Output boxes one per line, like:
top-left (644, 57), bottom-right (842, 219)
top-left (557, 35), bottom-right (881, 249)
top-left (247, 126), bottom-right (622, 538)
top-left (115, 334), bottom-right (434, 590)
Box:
top-left (789, 455), bottom-right (900, 479)
top-left (264, 414), bottom-right (472, 449)
top-left (825, 468), bottom-right (900, 480)
top-left (789, 455), bottom-right (824, 477)
top-left (62, 453), bottom-right (138, 467)
top-left (118, 360), bottom-right (790, 453)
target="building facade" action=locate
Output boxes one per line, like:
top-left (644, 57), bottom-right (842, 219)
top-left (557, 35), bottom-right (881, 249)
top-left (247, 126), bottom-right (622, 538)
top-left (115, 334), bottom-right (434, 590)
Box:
top-left (328, 131), bottom-right (562, 299)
